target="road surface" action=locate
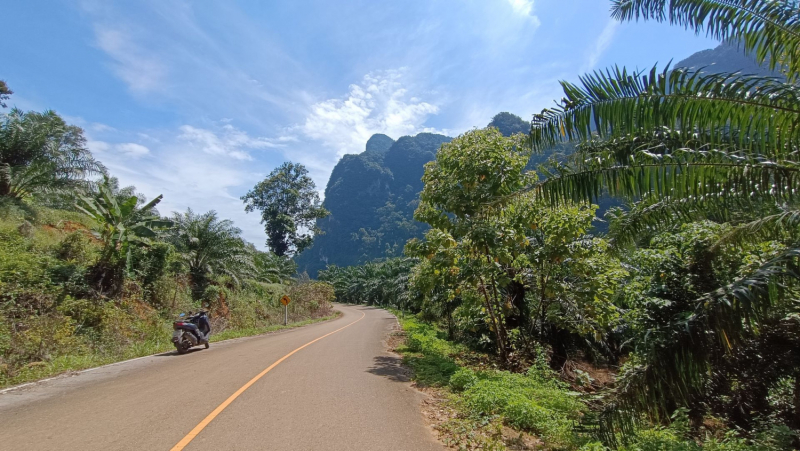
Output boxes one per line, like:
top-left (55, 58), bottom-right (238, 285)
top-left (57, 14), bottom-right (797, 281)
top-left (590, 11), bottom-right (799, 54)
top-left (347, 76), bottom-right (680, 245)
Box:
top-left (0, 305), bottom-right (443, 450)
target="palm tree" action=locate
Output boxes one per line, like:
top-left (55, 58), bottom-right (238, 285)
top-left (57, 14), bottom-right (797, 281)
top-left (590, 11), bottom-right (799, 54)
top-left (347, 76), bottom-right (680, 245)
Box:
top-left (251, 246), bottom-right (297, 284)
top-left (0, 109), bottom-right (105, 199)
top-left (170, 209), bottom-right (254, 300)
top-left (528, 0), bottom-right (800, 434)
top-left (76, 177), bottom-right (171, 296)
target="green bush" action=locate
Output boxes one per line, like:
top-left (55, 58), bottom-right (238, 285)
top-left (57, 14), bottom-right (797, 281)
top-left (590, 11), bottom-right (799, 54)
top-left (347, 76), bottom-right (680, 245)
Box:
top-left (462, 371), bottom-right (584, 448)
top-left (397, 315), bottom-right (588, 449)
top-left (449, 367), bottom-right (478, 391)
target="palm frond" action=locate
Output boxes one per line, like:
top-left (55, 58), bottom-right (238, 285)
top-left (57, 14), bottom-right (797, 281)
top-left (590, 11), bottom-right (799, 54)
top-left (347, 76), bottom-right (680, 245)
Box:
top-left (606, 191), bottom-right (789, 249)
top-left (530, 66), bottom-right (800, 155)
top-left (611, 0), bottom-right (800, 78)
top-left (712, 206), bottom-right (800, 250)
top-left (536, 148), bottom-right (800, 207)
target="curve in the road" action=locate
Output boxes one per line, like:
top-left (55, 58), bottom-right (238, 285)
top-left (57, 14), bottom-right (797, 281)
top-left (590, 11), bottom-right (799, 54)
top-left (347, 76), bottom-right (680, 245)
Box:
top-left (170, 310), bottom-right (366, 450)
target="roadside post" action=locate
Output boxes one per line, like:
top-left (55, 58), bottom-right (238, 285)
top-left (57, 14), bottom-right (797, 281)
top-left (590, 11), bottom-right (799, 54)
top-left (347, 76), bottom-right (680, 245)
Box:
top-left (280, 295), bottom-right (291, 326)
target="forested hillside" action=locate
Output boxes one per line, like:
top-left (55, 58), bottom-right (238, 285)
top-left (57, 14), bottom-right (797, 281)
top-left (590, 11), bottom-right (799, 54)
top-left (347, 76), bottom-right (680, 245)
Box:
top-left (295, 132), bottom-right (452, 275)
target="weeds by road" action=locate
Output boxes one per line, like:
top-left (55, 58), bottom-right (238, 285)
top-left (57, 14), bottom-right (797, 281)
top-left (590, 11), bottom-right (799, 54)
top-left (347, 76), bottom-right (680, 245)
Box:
top-left (1, 311), bottom-right (341, 390)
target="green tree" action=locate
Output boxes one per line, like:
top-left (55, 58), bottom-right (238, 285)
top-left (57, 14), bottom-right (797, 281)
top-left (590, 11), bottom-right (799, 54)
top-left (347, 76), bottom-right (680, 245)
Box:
top-left (319, 258), bottom-right (415, 309)
top-left (528, 0), bottom-right (800, 434)
top-left (242, 162), bottom-right (328, 257)
top-left (251, 246), bottom-right (296, 284)
top-left (0, 81), bottom-right (12, 108)
top-left (75, 177), bottom-right (170, 297)
top-left (410, 128), bottom-right (534, 362)
top-left (170, 209), bottom-right (254, 300)
top-left (0, 109), bottom-right (104, 200)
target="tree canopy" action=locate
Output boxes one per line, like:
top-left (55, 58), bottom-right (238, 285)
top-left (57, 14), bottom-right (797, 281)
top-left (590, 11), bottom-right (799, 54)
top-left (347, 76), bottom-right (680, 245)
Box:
top-left (242, 162), bottom-right (328, 257)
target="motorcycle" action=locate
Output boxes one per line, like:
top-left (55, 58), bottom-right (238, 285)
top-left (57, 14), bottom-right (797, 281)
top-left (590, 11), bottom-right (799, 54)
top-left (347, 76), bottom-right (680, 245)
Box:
top-left (172, 310), bottom-right (211, 354)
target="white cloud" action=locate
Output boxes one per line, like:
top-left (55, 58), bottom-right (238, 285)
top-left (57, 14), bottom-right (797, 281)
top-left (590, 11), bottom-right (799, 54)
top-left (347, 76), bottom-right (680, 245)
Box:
top-left (87, 140), bottom-right (149, 158)
top-left (116, 143), bottom-right (150, 157)
top-left (178, 124), bottom-right (284, 161)
top-left (90, 129), bottom-right (268, 247)
top-left (583, 19), bottom-right (619, 72)
top-left (94, 27), bottom-right (168, 93)
top-left (301, 69), bottom-right (440, 157)
top-left (508, 0), bottom-right (534, 17)
top-left (506, 0), bottom-right (540, 25)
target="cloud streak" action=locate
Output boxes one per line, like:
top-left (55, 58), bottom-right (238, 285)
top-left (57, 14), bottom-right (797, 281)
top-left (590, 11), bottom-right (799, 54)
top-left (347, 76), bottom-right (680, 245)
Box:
top-left (582, 19), bottom-right (619, 72)
top-left (94, 27), bottom-right (168, 94)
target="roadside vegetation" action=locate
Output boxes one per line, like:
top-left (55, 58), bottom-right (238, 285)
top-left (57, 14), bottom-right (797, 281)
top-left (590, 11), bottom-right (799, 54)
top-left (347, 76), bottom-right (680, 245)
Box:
top-left (0, 88), bottom-right (334, 389)
top-left (318, 2), bottom-right (800, 449)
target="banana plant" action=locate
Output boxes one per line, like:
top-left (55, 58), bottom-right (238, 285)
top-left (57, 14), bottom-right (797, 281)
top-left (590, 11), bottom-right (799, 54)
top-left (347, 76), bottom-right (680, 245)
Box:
top-left (76, 176), bottom-right (172, 276)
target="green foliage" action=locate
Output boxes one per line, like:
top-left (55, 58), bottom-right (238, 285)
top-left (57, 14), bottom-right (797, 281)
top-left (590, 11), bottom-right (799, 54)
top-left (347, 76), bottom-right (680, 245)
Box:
top-left (523, 0), bottom-right (800, 444)
top-left (75, 176), bottom-right (170, 296)
top-left (252, 248), bottom-right (296, 284)
top-left (417, 127), bottom-right (531, 221)
top-left (398, 314), bottom-right (587, 450)
top-left (0, 108), bottom-right (104, 200)
top-left (461, 371), bottom-right (584, 448)
top-left (318, 257), bottom-right (416, 309)
top-left (169, 209), bottom-right (254, 300)
top-left (0, 80), bottom-right (12, 108)
top-left (0, 198), bottom-right (338, 389)
top-left (242, 162), bottom-right (328, 257)
top-left (449, 367), bottom-right (479, 391)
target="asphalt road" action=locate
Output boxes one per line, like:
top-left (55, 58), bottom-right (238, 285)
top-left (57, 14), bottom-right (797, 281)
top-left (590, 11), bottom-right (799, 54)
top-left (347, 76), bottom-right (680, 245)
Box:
top-left (0, 305), bottom-right (443, 450)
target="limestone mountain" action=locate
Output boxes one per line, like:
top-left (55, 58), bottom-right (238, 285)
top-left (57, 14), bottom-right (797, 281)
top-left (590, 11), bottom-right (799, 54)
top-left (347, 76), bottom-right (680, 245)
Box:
top-left (674, 40), bottom-right (785, 78)
top-left (295, 132), bottom-right (452, 276)
top-left (295, 113), bottom-right (579, 277)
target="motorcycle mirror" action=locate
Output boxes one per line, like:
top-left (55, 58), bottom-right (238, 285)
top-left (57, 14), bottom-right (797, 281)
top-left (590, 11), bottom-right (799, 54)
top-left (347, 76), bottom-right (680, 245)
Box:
top-left (179, 313), bottom-right (186, 317)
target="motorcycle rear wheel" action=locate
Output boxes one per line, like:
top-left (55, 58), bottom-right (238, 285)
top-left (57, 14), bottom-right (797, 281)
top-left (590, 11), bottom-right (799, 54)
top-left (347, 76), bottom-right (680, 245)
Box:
top-left (176, 338), bottom-right (191, 355)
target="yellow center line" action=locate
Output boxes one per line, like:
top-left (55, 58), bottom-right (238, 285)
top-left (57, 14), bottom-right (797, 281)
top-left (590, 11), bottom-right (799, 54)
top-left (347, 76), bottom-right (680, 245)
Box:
top-left (170, 309), bottom-right (366, 451)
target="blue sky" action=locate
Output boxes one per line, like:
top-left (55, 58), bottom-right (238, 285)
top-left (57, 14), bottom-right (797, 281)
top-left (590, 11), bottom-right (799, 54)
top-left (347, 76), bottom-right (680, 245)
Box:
top-left (3, 0), bottom-right (719, 248)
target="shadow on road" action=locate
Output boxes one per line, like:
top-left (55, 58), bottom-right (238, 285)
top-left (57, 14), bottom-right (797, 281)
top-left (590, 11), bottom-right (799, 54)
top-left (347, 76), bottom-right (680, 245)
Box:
top-left (155, 348), bottom-right (204, 357)
top-left (367, 355), bottom-right (411, 383)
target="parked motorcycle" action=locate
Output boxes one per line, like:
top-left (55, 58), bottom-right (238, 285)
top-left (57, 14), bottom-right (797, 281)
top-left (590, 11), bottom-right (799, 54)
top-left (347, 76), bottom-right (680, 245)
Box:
top-left (172, 310), bottom-right (211, 354)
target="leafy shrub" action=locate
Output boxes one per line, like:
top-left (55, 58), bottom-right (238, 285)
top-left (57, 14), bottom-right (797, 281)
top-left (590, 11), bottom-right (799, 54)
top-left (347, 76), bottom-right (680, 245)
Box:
top-left (449, 367), bottom-right (478, 391)
top-left (7, 315), bottom-right (80, 364)
top-left (462, 371), bottom-right (584, 448)
top-left (287, 281), bottom-right (335, 316)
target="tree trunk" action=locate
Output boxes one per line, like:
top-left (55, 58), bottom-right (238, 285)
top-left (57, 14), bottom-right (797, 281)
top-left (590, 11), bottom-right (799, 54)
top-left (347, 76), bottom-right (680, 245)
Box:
top-left (504, 279), bottom-right (527, 331)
